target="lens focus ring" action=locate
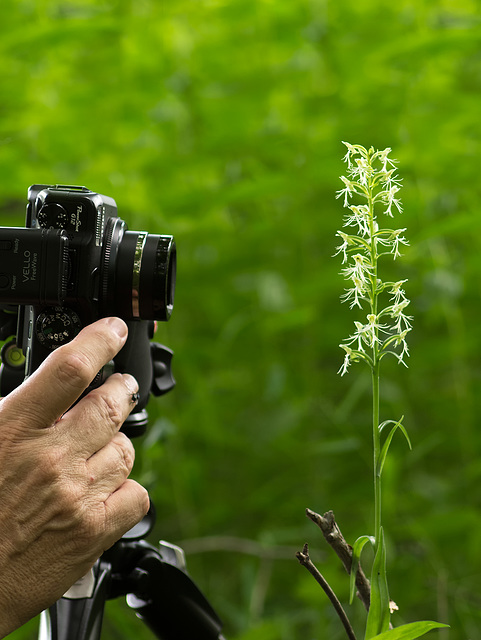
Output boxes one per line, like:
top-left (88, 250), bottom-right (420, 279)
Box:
top-left (100, 218), bottom-right (175, 321)
top-left (132, 232), bottom-right (147, 318)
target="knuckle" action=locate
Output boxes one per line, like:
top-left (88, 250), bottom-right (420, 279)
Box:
top-left (53, 349), bottom-right (94, 391)
top-left (139, 486), bottom-right (150, 515)
top-left (92, 392), bottom-right (126, 431)
top-left (129, 481), bottom-right (150, 518)
top-left (111, 433), bottom-right (135, 473)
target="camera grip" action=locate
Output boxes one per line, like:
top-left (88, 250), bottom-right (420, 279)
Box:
top-left (114, 321), bottom-right (154, 412)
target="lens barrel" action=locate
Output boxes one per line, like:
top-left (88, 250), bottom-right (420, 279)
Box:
top-left (0, 228), bottom-right (68, 306)
top-left (100, 218), bottom-right (176, 321)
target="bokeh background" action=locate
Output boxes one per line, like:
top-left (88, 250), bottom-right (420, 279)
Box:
top-left (2, 0), bottom-right (481, 638)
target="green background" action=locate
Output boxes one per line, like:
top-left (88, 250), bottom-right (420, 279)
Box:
top-left (1, 0), bottom-right (481, 638)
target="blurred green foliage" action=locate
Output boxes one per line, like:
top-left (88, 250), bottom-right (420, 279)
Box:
top-left (2, 0), bottom-right (481, 638)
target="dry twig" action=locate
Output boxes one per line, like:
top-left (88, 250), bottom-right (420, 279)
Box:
top-left (306, 508), bottom-right (371, 611)
top-left (296, 543), bottom-right (357, 640)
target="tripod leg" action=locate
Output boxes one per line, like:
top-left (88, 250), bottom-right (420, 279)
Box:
top-left (37, 564), bottom-right (110, 640)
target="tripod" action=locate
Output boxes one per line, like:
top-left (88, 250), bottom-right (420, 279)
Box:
top-left (38, 505), bottom-right (225, 640)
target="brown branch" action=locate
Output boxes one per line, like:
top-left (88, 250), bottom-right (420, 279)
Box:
top-left (306, 508), bottom-right (371, 612)
top-left (297, 543), bottom-right (357, 640)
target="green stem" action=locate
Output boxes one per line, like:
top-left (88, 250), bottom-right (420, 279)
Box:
top-left (372, 361), bottom-right (381, 551)
top-left (367, 152), bottom-right (382, 552)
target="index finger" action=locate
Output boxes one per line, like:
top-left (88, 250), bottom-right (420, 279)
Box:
top-left (2, 317), bottom-right (129, 430)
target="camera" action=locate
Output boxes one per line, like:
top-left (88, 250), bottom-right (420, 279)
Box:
top-left (0, 184), bottom-right (176, 435)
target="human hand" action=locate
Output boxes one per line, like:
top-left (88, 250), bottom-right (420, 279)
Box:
top-left (0, 317), bottom-right (150, 637)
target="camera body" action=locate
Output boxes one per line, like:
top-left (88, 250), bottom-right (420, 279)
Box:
top-left (0, 185), bottom-right (176, 435)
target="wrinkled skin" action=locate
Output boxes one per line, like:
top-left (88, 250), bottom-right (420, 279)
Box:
top-left (0, 317), bottom-right (149, 637)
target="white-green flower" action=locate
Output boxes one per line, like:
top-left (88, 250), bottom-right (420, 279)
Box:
top-left (338, 345), bottom-right (353, 376)
top-left (344, 205), bottom-right (371, 237)
top-left (335, 142), bottom-right (412, 372)
top-left (389, 280), bottom-right (408, 305)
top-left (342, 253), bottom-right (373, 284)
top-left (377, 228), bottom-right (409, 259)
top-left (333, 231), bottom-right (354, 264)
top-left (336, 175), bottom-right (356, 207)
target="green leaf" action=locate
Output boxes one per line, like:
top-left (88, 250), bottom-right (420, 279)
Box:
top-left (369, 621), bottom-right (450, 640)
top-left (377, 416), bottom-right (412, 477)
top-left (365, 528), bottom-right (390, 639)
top-left (350, 534), bottom-right (375, 604)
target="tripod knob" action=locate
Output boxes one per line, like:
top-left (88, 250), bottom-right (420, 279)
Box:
top-left (0, 339), bottom-right (26, 396)
top-left (150, 343), bottom-right (175, 396)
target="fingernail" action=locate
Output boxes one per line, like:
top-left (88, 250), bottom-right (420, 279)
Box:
top-left (106, 317), bottom-right (128, 339)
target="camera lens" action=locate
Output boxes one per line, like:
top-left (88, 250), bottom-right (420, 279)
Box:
top-left (0, 228), bottom-right (69, 306)
top-left (100, 218), bottom-right (176, 321)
